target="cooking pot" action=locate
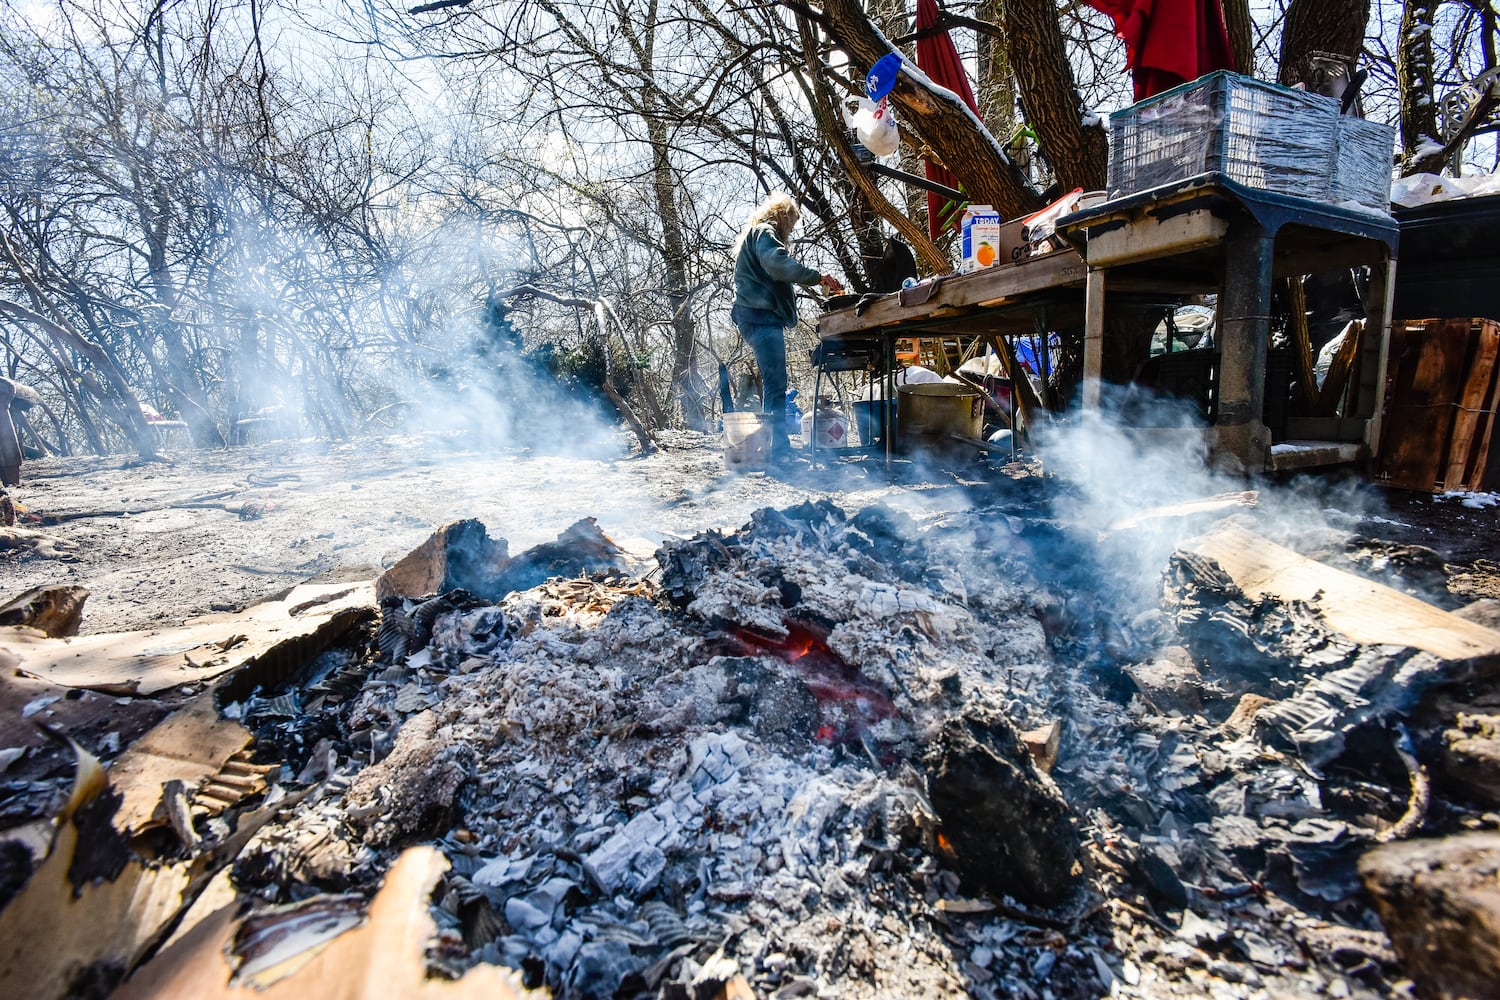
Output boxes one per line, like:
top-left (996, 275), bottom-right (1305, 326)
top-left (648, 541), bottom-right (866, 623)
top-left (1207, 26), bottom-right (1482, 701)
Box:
top-left (896, 382), bottom-right (983, 453)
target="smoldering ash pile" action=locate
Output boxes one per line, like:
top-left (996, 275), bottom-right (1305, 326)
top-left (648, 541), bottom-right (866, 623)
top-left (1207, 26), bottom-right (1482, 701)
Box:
top-left (6, 490), bottom-right (1494, 1000)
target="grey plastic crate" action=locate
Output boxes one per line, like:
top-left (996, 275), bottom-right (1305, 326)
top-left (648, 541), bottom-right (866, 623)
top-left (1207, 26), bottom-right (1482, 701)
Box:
top-left (1332, 115), bottom-right (1397, 212)
top-left (1108, 71), bottom-right (1393, 214)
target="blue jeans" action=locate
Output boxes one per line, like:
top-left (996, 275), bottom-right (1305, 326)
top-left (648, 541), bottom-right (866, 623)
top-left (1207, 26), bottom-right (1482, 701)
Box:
top-left (733, 312), bottom-right (792, 457)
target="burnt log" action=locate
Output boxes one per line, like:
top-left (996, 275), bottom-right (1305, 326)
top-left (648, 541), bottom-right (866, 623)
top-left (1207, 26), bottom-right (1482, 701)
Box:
top-left (1440, 714), bottom-right (1500, 806)
top-left (1411, 651), bottom-right (1500, 809)
top-left (376, 519), bottom-right (511, 603)
top-left (1359, 833), bottom-right (1500, 1000)
top-left (0, 585), bottom-right (89, 637)
top-left (494, 518), bottom-right (623, 595)
top-left (345, 711), bottom-right (474, 848)
top-left (922, 714), bottom-right (1080, 906)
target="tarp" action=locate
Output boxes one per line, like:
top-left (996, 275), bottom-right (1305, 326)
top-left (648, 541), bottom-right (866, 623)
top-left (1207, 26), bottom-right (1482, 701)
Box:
top-left (1086, 0), bottom-right (1236, 101)
top-left (914, 0), bottom-right (980, 238)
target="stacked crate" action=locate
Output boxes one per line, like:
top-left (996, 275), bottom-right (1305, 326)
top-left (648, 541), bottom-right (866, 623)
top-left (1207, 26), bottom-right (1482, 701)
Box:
top-left (1107, 71), bottom-right (1396, 214)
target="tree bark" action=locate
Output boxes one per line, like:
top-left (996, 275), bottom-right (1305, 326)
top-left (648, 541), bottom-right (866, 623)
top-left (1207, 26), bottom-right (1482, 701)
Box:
top-left (127, 163), bottom-right (225, 449)
top-left (1397, 0), bottom-right (1445, 174)
top-left (0, 231), bottom-right (158, 458)
top-left (974, 0), bottom-right (1017, 133)
top-left (1278, 0), bottom-right (1371, 85)
top-left (1003, 0), bottom-right (1109, 195)
top-left (618, 0), bottom-right (710, 432)
top-left (792, 13), bottom-right (951, 277)
top-left (648, 115), bottom-right (711, 432)
top-left (0, 301), bottom-right (158, 459)
top-left (1221, 0), bottom-right (1255, 78)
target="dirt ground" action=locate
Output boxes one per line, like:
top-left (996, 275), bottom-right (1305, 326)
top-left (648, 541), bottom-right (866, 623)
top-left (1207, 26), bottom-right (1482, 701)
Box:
top-left (0, 432), bottom-right (913, 634)
top-left (1, 430), bottom-right (1497, 635)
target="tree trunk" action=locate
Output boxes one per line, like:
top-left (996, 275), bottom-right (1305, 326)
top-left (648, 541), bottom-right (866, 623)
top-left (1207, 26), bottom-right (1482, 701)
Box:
top-left (649, 128), bottom-right (710, 433)
top-left (1003, 0), bottom-right (1109, 195)
top-left (787, 13), bottom-right (951, 278)
top-left (1278, 0), bottom-right (1371, 85)
top-left (1397, 0), bottom-right (1445, 174)
top-left (975, 0), bottom-right (1017, 133)
top-left (130, 165), bottom-right (225, 449)
top-left (1221, 0), bottom-right (1255, 78)
top-left (818, 0), bottom-right (1042, 220)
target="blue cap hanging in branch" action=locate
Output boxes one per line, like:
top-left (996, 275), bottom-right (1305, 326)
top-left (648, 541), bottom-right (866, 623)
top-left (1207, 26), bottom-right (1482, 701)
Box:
top-left (866, 53), bottom-right (902, 101)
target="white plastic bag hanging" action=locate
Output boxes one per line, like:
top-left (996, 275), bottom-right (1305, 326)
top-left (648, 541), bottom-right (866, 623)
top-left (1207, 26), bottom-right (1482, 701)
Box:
top-left (850, 97), bottom-right (899, 157)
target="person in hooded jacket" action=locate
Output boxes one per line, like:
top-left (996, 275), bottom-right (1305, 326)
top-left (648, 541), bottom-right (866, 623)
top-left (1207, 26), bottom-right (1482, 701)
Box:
top-left (731, 192), bottom-right (843, 467)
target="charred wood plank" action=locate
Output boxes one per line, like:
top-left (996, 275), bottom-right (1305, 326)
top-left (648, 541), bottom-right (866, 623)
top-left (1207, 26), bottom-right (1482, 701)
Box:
top-left (1181, 520), bottom-right (1500, 662)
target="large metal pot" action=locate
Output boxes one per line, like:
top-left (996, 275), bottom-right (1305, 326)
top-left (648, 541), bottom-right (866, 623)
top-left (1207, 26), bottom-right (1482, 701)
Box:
top-left (896, 382), bottom-right (983, 453)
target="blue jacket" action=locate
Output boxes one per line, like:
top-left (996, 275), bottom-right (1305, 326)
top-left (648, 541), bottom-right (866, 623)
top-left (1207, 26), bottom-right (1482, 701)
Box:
top-left (733, 224), bottom-right (821, 329)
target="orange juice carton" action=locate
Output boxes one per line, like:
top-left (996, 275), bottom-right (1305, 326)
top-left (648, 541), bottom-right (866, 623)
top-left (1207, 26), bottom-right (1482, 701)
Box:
top-left (960, 205), bottom-right (1002, 273)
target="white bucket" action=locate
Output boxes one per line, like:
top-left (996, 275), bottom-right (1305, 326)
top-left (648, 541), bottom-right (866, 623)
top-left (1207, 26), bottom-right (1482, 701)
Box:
top-left (723, 412), bottom-right (772, 471)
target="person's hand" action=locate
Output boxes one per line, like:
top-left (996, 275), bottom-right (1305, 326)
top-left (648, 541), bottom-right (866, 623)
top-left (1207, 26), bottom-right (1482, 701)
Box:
top-left (819, 274), bottom-right (845, 295)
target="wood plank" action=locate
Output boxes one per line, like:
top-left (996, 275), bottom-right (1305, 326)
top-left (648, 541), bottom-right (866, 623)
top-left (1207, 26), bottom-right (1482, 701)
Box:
top-left (818, 249), bottom-right (1085, 338)
top-left (1378, 319), bottom-right (1470, 490)
top-left (1082, 267), bottom-right (1106, 410)
top-left (985, 333), bottom-right (1042, 437)
top-left (1441, 318), bottom-right (1500, 490)
top-left (1268, 440), bottom-right (1363, 470)
top-left (0, 581), bottom-right (375, 695)
top-left (1183, 521), bottom-right (1500, 661)
top-left (1080, 208), bottom-right (1228, 267)
top-left (1316, 319), bottom-right (1364, 417)
top-left (1359, 259), bottom-right (1397, 449)
top-left (1461, 321), bottom-right (1500, 488)
top-left (1105, 490), bottom-right (1257, 535)
top-left (1285, 277), bottom-right (1320, 411)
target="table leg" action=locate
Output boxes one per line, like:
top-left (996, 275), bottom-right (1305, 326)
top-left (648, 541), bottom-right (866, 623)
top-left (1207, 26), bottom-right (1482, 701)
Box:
top-left (1215, 227), bottom-right (1274, 473)
top-left (1082, 267), bottom-right (1106, 411)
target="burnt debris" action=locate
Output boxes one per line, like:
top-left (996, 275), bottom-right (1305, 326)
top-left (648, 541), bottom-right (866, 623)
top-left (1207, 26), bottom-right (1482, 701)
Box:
top-left (5, 495), bottom-right (1500, 999)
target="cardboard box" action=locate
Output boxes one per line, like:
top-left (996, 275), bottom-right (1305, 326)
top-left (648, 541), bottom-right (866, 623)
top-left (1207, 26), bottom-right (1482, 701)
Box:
top-left (960, 205), bottom-right (1001, 273)
top-left (997, 218), bottom-right (1031, 264)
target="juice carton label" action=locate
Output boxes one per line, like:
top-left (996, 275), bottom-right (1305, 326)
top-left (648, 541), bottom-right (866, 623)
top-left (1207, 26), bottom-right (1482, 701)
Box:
top-left (960, 205), bottom-right (1002, 273)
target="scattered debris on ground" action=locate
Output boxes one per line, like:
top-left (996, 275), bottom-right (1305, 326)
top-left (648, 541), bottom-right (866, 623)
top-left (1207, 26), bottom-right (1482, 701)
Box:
top-left (1, 441), bottom-right (1499, 998)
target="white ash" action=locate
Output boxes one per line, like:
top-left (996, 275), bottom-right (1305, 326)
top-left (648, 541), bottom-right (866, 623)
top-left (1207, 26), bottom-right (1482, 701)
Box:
top-left (219, 500), bottom-right (1411, 999)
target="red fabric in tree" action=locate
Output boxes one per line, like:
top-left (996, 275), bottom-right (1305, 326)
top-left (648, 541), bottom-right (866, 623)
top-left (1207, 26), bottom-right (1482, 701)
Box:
top-left (914, 0), bottom-right (981, 237)
top-left (1086, 0), bottom-right (1237, 101)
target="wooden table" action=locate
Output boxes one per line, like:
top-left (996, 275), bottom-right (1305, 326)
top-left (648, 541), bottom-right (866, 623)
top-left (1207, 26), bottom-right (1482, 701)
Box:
top-left (816, 249), bottom-right (1095, 462)
top-left (1055, 175), bottom-right (1400, 473)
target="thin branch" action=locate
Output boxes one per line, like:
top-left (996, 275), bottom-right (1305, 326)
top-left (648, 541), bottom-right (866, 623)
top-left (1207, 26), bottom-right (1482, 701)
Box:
top-left (409, 0), bottom-right (475, 12)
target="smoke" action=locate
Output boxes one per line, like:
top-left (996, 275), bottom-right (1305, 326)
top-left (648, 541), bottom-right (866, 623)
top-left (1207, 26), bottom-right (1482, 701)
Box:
top-left (1038, 387), bottom-right (1387, 613)
top-left (389, 294), bottom-right (626, 463)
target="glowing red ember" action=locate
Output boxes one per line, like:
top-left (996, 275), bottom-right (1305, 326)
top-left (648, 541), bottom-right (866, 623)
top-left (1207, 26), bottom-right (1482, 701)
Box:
top-left (730, 621), bottom-right (897, 748)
